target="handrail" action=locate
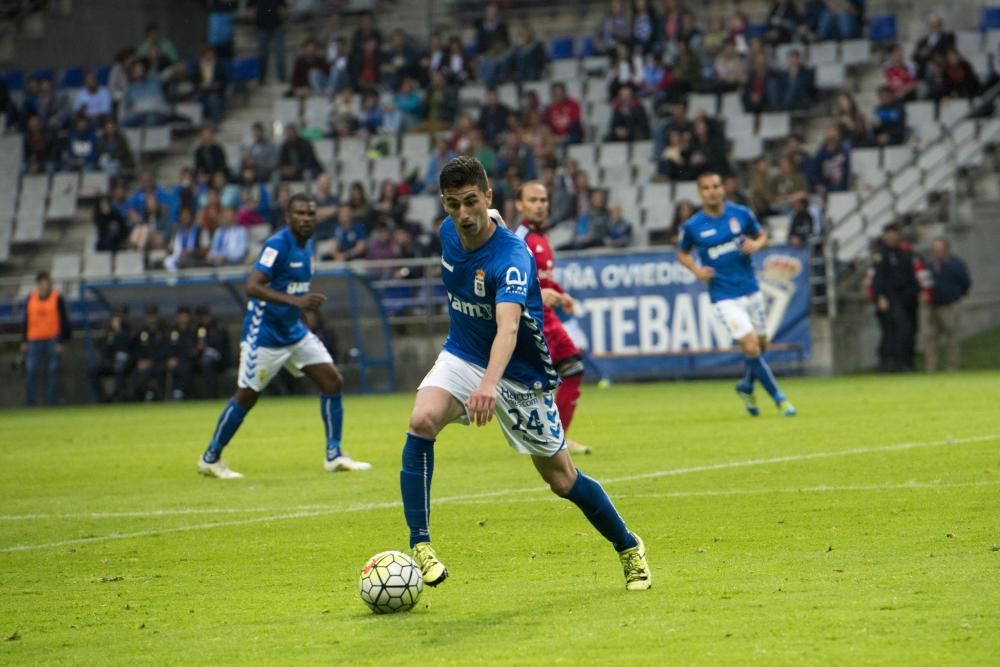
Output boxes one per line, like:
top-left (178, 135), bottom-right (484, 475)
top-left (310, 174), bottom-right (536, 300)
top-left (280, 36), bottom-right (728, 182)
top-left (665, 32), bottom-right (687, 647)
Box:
top-left (823, 86), bottom-right (997, 262)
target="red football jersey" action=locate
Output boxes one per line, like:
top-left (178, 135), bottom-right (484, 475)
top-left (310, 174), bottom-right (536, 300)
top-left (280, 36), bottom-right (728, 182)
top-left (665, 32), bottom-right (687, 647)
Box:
top-left (517, 221), bottom-right (565, 329)
top-left (516, 223), bottom-right (563, 293)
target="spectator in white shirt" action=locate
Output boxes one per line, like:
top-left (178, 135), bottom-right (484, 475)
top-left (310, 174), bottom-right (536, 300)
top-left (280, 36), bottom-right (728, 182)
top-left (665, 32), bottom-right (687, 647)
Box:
top-left (206, 212), bottom-right (248, 266)
top-left (73, 71), bottom-right (112, 122)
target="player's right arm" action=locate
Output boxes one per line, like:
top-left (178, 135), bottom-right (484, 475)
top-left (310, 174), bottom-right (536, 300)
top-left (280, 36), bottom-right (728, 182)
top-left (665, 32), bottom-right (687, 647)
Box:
top-left (467, 301), bottom-right (521, 427)
top-left (245, 241), bottom-right (325, 310)
top-left (676, 225), bottom-right (714, 283)
top-left (245, 269), bottom-right (325, 310)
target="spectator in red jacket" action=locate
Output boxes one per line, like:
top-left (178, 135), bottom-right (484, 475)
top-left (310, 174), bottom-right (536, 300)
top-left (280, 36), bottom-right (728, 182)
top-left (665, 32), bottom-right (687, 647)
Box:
top-left (543, 82), bottom-right (582, 145)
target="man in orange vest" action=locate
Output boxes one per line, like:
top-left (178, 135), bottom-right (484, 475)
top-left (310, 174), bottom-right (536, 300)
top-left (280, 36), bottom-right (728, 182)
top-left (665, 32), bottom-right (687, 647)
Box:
top-left (21, 271), bottom-right (71, 405)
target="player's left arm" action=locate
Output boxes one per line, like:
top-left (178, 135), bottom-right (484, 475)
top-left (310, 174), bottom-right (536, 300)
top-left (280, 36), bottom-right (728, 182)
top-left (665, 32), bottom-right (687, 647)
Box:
top-left (740, 209), bottom-right (768, 254)
top-left (467, 301), bottom-right (521, 427)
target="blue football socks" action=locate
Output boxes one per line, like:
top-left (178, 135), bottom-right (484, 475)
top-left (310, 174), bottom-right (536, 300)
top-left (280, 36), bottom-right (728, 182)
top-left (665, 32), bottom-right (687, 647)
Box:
top-left (400, 433), bottom-right (435, 548)
top-left (202, 399), bottom-right (247, 463)
top-left (321, 393), bottom-right (344, 461)
top-left (748, 355), bottom-right (785, 404)
top-left (737, 360), bottom-right (755, 392)
top-left (565, 469), bottom-right (637, 552)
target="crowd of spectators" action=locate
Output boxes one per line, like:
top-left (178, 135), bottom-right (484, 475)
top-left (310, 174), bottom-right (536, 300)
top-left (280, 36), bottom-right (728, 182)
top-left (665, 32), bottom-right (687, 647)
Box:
top-left (7, 1), bottom-right (997, 275)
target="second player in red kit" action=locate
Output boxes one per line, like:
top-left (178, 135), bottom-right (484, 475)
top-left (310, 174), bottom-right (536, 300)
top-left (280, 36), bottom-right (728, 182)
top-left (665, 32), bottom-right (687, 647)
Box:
top-left (515, 182), bottom-right (592, 455)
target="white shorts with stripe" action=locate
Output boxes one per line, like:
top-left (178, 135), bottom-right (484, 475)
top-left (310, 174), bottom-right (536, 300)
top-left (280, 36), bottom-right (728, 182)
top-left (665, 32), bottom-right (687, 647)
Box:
top-left (418, 350), bottom-right (565, 457)
top-left (237, 331), bottom-right (333, 392)
top-left (714, 291), bottom-right (768, 342)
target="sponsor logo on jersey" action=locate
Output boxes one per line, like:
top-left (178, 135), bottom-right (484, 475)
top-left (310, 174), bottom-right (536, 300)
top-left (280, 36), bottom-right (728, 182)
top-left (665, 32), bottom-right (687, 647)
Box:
top-left (285, 281), bottom-right (311, 295)
top-left (289, 261), bottom-right (304, 268)
top-left (729, 218), bottom-right (741, 234)
top-left (707, 239), bottom-right (740, 260)
top-left (498, 385), bottom-right (536, 408)
top-left (474, 269), bottom-right (486, 297)
top-left (446, 292), bottom-right (494, 320)
top-left (700, 228), bottom-right (716, 237)
top-left (503, 266), bottom-right (529, 297)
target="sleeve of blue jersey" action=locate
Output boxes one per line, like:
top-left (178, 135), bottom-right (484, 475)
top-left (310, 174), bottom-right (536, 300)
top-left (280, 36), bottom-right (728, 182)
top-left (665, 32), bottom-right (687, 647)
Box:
top-left (252, 236), bottom-right (285, 279)
top-left (677, 219), bottom-right (695, 251)
top-left (493, 243), bottom-right (532, 306)
top-left (742, 205), bottom-right (763, 237)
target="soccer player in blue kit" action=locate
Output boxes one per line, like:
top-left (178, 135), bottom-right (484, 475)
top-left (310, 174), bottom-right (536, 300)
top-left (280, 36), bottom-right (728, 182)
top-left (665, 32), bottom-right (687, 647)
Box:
top-left (399, 157), bottom-right (651, 591)
top-left (677, 172), bottom-right (797, 417)
top-left (197, 193), bottom-right (371, 478)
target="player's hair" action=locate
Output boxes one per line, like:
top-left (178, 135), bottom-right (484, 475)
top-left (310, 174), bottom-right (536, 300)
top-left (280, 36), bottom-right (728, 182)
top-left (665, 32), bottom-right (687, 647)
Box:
top-left (35, 270), bottom-right (51, 282)
top-left (287, 192), bottom-right (315, 211)
top-left (439, 156), bottom-right (489, 194)
top-left (515, 180), bottom-right (547, 201)
top-left (438, 155), bottom-right (490, 193)
top-left (696, 171), bottom-right (722, 185)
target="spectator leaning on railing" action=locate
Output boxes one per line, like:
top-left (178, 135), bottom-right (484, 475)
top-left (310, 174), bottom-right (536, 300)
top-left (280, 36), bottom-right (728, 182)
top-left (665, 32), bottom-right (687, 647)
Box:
top-left (924, 238), bottom-right (971, 372)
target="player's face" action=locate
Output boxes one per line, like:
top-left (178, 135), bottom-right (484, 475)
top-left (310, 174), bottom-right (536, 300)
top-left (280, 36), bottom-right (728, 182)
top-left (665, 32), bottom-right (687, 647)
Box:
top-left (698, 175), bottom-right (725, 210)
top-left (288, 200), bottom-right (317, 239)
top-left (516, 183), bottom-right (549, 226)
top-left (441, 185), bottom-right (492, 236)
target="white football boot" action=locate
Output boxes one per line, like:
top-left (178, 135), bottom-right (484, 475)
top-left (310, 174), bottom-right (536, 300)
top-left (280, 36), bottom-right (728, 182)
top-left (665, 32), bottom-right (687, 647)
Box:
top-left (324, 455), bottom-right (373, 472)
top-left (197, 458), bottom-right (244, 479)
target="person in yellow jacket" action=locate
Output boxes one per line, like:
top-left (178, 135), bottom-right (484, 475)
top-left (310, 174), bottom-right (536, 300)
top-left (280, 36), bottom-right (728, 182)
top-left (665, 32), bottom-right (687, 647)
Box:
top-left (21, 271), bottom-right (71, 406)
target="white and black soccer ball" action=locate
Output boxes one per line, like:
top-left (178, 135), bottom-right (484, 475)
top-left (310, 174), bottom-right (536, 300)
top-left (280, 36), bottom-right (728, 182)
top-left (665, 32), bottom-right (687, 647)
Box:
top-left (359, 551), bottom-right (423, 614)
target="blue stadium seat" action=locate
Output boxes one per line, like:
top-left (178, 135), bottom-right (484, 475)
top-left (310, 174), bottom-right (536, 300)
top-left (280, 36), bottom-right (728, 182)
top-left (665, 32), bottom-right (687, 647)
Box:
top-left (578, 35), bottom-right (596, 58)
top-left (58, 67), bottom-right (84, 89)
top-left (95, 65), bottom-right (111, 86)
top-left (868, 14), bottom-right (897, 42)
top-left (31, 68), bottom-right (54, 82)
top-left (4, 70), bottom-right (23, 92)
top-left (549, 36), bottom-right (574, 60)
top-left (232, 57), bottom-right (260, 84)
top-left (982, 7), bottom-right (1000, 31)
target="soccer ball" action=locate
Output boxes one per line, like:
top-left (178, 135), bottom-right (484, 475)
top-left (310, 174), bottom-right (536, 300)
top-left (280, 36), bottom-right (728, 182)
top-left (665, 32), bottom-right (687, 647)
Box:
top-left (359, 551), bottom-right (423, 614)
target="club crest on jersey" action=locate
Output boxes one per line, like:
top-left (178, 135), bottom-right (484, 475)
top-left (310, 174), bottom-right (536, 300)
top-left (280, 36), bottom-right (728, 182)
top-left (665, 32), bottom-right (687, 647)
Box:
top-left (729, 217), bottom-right (741, 234)
top-left (474, 269), bottom-right (486, 297)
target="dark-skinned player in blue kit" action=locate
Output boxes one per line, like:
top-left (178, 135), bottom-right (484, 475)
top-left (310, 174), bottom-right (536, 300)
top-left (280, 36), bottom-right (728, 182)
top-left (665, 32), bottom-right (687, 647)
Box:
top-left (197, 193), bottom-right (371, 478)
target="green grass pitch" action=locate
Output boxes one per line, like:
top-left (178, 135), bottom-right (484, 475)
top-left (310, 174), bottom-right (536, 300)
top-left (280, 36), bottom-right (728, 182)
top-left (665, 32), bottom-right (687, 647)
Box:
top-left (2, 372), bottom-right (998, 665)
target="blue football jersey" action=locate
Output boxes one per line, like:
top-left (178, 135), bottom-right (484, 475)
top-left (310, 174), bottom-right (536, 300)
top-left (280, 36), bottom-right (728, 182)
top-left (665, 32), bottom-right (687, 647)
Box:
top-left (242, 227), bottom-right (312, 348)
top-left (439, 217), bottom-right (559, 391)
top-left (678, 203), bottom-right (763, 302)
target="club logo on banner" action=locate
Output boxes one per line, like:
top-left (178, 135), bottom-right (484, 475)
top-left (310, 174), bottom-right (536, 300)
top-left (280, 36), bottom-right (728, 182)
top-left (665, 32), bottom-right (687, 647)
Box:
top-left (551, 247), bottom-right (812, 378)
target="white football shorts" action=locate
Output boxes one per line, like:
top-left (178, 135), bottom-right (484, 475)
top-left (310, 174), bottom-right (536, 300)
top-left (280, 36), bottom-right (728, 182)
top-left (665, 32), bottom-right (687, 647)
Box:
top-left (418, 350), bottom-right (566, 457)
top-left (237, 331), bottom-right (333, 392)
top-left (714, 291), bottom-right (768, 342)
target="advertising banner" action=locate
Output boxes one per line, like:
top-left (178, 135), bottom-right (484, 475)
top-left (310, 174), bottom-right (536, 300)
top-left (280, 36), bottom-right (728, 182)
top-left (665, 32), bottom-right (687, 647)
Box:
top-left (552, 247), bottom-right (812, 379)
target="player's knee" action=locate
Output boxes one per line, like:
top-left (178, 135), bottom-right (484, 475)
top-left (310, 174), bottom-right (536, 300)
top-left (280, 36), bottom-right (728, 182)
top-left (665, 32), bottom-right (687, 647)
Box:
top-left (547, 472), bottom-right (576, 497)
top-left (234, 388), bottom-right (259, 411)
top-left (407, 409), bottom-right (440, 439)
top-left (742, 336), bottom-right (761, 357)
top-left (324, 367), bottom-right (344, 394)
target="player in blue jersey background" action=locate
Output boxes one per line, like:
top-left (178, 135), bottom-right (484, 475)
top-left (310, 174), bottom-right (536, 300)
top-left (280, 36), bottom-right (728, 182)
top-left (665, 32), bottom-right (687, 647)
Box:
top-left (398, 157), bottom-right (650, 591)
top-left (677, 172), bottom-right (796, 417)
top-left (197, 193), bottom-right (371, 478)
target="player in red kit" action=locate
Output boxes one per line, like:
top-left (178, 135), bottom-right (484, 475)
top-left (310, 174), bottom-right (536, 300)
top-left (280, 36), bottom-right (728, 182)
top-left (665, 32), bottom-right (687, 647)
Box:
top-left (515, 181), bottom-right (592, 455)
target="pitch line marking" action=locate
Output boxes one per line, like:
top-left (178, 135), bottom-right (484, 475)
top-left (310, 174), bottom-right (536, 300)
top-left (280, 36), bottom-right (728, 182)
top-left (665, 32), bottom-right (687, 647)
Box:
top-left (0, 433), bottom-right (996, 553)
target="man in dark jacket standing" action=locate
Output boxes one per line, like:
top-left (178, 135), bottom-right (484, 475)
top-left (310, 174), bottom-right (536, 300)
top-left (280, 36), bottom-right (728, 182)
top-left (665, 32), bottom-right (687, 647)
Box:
top-left (249, 0), bottom-right (288, 84)
top-left (872, 224), bottom-right (921, 372)
top-left (925, 237), bottom-right (971, 372)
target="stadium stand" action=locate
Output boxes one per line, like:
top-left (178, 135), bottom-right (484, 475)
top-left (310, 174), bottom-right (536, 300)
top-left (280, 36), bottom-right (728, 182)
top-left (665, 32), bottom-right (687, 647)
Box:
top-left (0, 0), bottom-right (999, 405)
